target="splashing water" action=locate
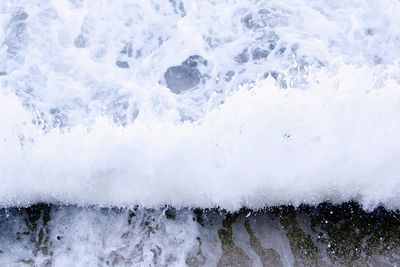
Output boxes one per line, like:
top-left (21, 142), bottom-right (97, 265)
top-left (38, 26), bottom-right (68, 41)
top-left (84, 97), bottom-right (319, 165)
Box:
top-left (1, 0), bottom-right (400, 210)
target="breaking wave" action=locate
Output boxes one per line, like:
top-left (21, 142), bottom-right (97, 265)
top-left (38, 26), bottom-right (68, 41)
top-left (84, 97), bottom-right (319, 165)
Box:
top-left (1, 0), bottom-right (400, 210)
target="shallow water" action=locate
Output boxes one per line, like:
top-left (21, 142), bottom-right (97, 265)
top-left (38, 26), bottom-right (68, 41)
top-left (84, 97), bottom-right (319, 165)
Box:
top-left (0, 203), bottom-right (399, 266)
top-left (4, 1), bottom-right (400, 265)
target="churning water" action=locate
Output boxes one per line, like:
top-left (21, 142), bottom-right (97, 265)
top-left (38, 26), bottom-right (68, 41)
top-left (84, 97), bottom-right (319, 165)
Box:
top-left (1, 0), bottom-right (400, 265)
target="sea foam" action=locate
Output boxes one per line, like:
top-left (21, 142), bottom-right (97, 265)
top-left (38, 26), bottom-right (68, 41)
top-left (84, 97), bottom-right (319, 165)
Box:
top-left (1, 0), bottom-right (400, 210)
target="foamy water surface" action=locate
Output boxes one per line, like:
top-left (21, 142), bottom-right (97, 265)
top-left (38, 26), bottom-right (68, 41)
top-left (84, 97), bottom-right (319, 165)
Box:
top-left (1, 0), bottom-right (400, 210)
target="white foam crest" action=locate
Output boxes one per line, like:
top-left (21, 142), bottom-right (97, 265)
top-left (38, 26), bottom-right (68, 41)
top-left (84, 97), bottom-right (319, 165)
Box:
top-left (1, 65), bottom-right (400, 210)
top-left (2, 0), bottom-right (400, 209)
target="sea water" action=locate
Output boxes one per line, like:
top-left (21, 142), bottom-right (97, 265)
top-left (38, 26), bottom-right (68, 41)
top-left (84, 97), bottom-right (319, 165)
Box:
top-left (1, 1), bottom-right (400, 265)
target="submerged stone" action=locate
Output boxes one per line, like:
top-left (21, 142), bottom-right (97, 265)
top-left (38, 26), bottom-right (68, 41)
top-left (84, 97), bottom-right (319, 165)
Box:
top-left (116, 60), bottom-right (129, 69)
top-left (266, 39), bottom-right (276, 50)
top-left (252, 48), bottom-right (269, 60)
top-left (276, 46), bottom-right (287, 55)
top-left (224, 70), bottom-right (235, 82)
top-left (164, 65), bottom-right (201, 93)
top-left (243, 9), bottom-right (288, 31)
top-left (10, 10), bottom-right (28, 23)
top-left (241, 14), bottom-right (254, 29)
top-left (5, 14), bottom-right (28, 56)
top-left (74, 34), bottom-right (87, 48)
top-left (50, 108), bottom-right (68, 128)
top-left (217, 213), bottom-right (252, 267)
top-left (235, 50), bottom-right (250, 64)
top-left (120, 42), bottom-right (133, 57)
top-left (169, 0), bottom-right (187, 17)
top-left (182, 55), bottom-right (208, 68)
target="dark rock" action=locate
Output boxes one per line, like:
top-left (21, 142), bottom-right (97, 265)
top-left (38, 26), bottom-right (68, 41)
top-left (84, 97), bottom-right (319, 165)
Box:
top-left (241, 14), bottom-right (254, 29)
top-left (252, 48), bottom-right (269, 60)
top-left (11, 10), bottom-right (28, 23)
top-left (365, 28), bottom-right (376, 36)
top-left (193, 208), bottom-right (204, 226)
top-left (270, 71), bottom-right (287, 89)
top-left (270, 71), bottom-right (279, 80)
top-left (217, 213), bottom-right (252, 267)
top-left (242, 9), bottom-right (288, 31)
top-left (169, 0), bottom-right (186, 17)
top-left (224, 71), bottom-right (235, 82)
top-left (244, 219), bottom-right (283, 266)
top-left (164, 65), bottom-right (201, 93)
top-left (120, 43), bottom-right (133, 57)
top-left (225, 70), bottom-right (235, 77)
top-left (116, 60), bottom-right (129, 69)
top-left (182, 55), bottom-right (208, 68)
top-left (5, 18), bottom-right (27, 56)
top-left (373, 55), bottom-right (382, 65)
top-left (291, 43), bottom-right (299, 52)
top-left (164, 207), bottom-right (176, 220)
top-left (135, 49), bottom-right (142, 58)
top-left (50, 108), bottom-right (68, 128)
top-left (266, 40), bottom-right (276, 50)
top-left (276, 46), bottom-right (286, 55)
top-left (74, 34), bottom-right (87, 48)
top-left (235, 50), bottom-right (250, 64)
